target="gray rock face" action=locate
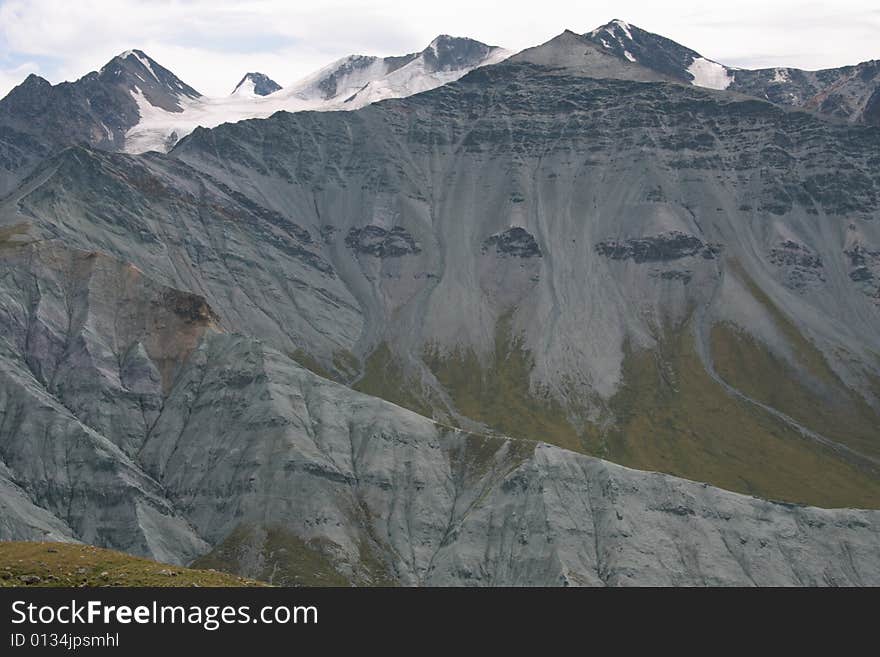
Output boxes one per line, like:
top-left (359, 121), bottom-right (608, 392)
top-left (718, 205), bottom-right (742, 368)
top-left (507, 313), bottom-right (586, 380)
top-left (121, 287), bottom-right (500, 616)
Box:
top-left (346, 225), bottom-right (422, 258)
top-left (482, 227), bottom-right (542, 258)
top-left (162, 58), bottom-right (880, 418)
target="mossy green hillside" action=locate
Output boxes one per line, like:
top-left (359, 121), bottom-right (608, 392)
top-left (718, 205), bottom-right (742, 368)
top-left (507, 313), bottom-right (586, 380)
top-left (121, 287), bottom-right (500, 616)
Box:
top-left (601, 323), bottom-right (880, 509)
top-left (711, 323), bottom-right (880, 461)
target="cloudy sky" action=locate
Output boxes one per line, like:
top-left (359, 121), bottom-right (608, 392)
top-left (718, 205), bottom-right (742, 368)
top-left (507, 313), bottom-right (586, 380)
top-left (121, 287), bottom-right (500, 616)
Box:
top-left (1, 0), bottom-right (878, 98)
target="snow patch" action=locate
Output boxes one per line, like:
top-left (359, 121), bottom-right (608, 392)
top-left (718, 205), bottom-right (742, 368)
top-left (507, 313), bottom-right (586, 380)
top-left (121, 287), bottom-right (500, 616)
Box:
top-left (687, 57), bottom-right (732, 90)
top-left (772, 68), bottom-right (791, 83)
top-left (624, 50), bottom-right (636, 63)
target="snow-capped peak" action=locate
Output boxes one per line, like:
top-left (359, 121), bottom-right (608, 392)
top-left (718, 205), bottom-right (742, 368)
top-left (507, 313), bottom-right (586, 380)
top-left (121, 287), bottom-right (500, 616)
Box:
top-left (585, 19), bottom-right (734, 90)
top-left (111, 49), bottom-right (158, 79)
top-left (591, 18), bottom-right (632, 41)
top-left (122, 35), bottom-right (509, 154)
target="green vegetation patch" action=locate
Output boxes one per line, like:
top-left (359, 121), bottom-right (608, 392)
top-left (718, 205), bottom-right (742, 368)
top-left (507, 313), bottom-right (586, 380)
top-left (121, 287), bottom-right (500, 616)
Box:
top-left (0, 541), bottom-right (264, 587)
top-left (192, 524), bottom-right (394, 587)
top-left (711, 322), bottom-right (880, 461)
top-left (448, 431), bottom-right (537, 485)
top-left (354, 342), bottom-right (433, 417)
top-left (601, 322), bottom-right (880, 509)
top-left (424, 316), bottom-right (587, 453)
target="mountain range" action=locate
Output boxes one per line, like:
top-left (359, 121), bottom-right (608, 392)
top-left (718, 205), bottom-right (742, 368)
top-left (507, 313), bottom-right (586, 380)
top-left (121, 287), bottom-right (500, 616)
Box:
top-left (0, 19), bottom-right (879, 586)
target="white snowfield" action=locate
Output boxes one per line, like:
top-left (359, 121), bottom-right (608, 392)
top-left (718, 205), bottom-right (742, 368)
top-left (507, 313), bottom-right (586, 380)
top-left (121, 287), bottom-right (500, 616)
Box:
top-left (124, 42), bottom-right (511, 154)
top-left (687, 56), bottom-right (733, 90)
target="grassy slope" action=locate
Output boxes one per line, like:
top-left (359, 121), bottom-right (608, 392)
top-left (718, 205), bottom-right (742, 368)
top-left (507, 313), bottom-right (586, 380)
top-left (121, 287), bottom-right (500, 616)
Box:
top-left (191, 524), bottom-right (397, 587)
top-left (601, 322), bottom-right (880, 509)
top-left (711, 323), bottom-right (880, 461)
top-left (354, 342), bottom-right (434, 417)
top-left (710, 266), bottom-right (880, 461)
top-left (423, 318), bottom-right (587, 454)
top-left (355, 311), bottom-right (880, 508)
top-left (0, 541), bottom-right (266, 587)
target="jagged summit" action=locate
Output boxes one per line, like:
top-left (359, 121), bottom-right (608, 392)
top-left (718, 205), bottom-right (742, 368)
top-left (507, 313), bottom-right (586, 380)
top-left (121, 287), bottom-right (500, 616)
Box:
top-left (422, 34), bottom-right (506, 72)
top-left (98, 48), bottom-right (201, 108)
top-left (508, 28), bottom-right (668, 82)
top-left (582, 19), bottom-right (880, 121)
top-left (284, 34), bottom-right (509, 105)
top-left (231, 72), bottom-right (281, 96)
top-left (584, 19), bottom-right (731, 89)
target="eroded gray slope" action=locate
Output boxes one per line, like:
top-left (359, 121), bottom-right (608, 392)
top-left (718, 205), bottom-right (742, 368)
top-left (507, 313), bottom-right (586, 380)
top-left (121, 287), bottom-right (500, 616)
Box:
top-left (0, 238), bottom-right (877, 584)
top-left (140, 333), bottom-right (880, 586)
top-left (0, 240), bottom-right (214, 563)
top-left (0, 461), bottom-right (77, 543)
top-left (0, 345), bottom-right (207, 565)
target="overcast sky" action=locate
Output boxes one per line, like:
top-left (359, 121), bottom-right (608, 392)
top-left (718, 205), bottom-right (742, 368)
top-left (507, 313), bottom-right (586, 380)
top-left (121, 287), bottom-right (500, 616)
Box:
top-left (1, 0), bottom-right (878, 98)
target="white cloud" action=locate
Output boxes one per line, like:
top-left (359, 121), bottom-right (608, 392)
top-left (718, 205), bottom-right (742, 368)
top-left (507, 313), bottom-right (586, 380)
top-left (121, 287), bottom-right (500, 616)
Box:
top-left (0, 0), bottom-right (877, 98)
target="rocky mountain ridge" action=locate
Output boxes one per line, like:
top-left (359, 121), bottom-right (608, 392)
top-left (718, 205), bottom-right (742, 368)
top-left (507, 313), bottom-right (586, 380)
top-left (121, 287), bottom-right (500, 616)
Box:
top-left (586, 19), bottom-right (880, 124)
top-left (0, 20), bottom-right (879, 585)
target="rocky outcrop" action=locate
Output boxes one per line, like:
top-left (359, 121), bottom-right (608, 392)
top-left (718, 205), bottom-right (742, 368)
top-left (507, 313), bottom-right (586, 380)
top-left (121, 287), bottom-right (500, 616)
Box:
top-left (595, 232), bottom-right (721, 262)
top-left (769, 241), bottom-right (825, 291)
top-left (844, 244), bottom-right (880, 302)
top-left (481, 227), bottom-right (542, 258)
top-left (345, 225), bottom-right (422, 258)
